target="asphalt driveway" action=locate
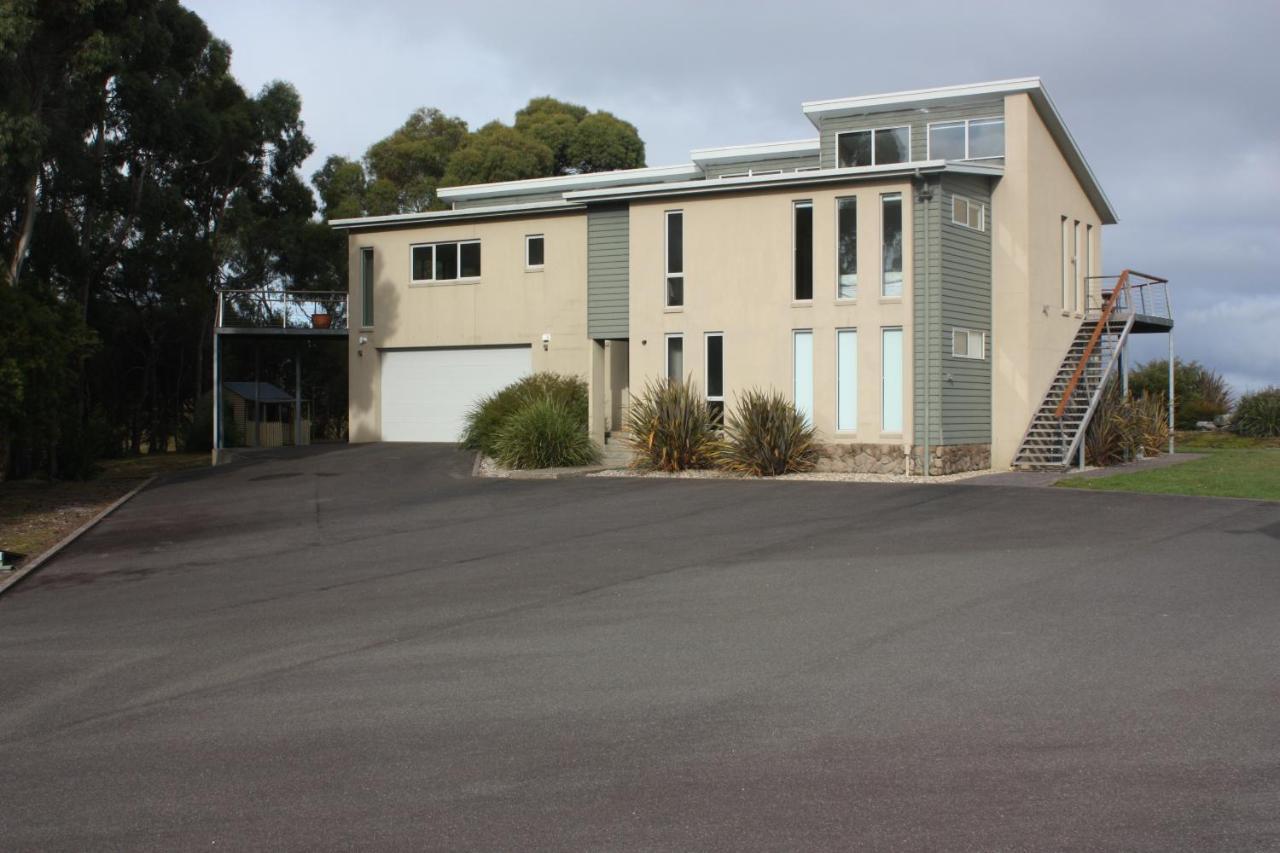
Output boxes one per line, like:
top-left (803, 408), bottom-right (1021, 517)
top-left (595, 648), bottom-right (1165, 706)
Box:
top-left (1, 444), bottom-right (1277, 850)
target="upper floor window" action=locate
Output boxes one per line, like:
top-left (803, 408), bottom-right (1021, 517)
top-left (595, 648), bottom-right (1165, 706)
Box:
top-left (951, 195), bottom-right (986, 231)
top-left (837, 126), bottom-right (910, 168)
top-left (411, 240), bottom-right (481, 283)
top-left (793, 200), bottom-right (813, 301)
top-left (665, 210), bottom-right (683, 307)
top-left (928, 117), bottom-right (1004, 161)
top-left (525, 235), bottom-right (544, 269)
top-left (837, 197), bottom-right (858, 299)
top-left (952, 328), bottom-right (987, 360)
top-left (881, 193), bottom-right (903, 298)
top-left (360, 247), bottom-right (374, 327)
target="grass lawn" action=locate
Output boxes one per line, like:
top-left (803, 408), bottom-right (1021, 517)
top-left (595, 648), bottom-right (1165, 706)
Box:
top-left (0, 453), bottom-right (208, 568)
top-left (1058, 433), bottom-right (1280, 501)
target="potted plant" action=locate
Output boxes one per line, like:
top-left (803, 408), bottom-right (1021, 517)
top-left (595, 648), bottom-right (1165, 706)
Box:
top-left (311, 311), bottom-right (332, 329)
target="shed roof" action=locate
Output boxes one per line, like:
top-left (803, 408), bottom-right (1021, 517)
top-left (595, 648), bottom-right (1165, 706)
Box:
top-left (223, 381), bottom-right (300, 404)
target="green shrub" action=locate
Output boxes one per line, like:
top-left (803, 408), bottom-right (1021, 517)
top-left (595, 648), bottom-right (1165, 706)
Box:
top-left (491, 396), bottom-right (600, 469)
top-left (715, 388), bottom-right (817, 476)
top-left (1231, 387), bottom-right (1280, 438)
top-left (625, 377), bottom-right (718, 471)
top-left (1085, 383), bottom-right (1169, 466)
top-left (459, 372), bottom-right (588, 456)
top-left (1128, 359), bottom-right (1231, 429)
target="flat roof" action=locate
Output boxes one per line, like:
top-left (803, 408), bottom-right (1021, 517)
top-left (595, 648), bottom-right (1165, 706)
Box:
top-left (689, 138), bottom-right (819, 166)
top-left (329, 199), bottom-right (585, 230)
top-left (435, 163), bottom-right (701, 202)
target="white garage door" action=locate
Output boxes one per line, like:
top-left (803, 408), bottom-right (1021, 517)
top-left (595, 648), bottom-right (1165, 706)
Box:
top-left (380, 346), bottom-right (532, 442)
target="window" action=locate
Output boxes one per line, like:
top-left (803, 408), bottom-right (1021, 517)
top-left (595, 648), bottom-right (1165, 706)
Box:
top-left (666, 334), bottom-right (684, 380)
top-left (1073, 220), bottom-right (1081, 313)
top-left (952, 328), bottom-right (986, 359)
top-left (837, 197), bottom-right (857, 299)
top-left (705, 333), bottom-right (724, 423)
top-left (837, 126), bottom-right (910, 167)
top-left (882, 328), bottom-right (904, 433)
top-left (1084, 224), bottom-right (1093, 308)
top-left (793, 330), bottom-right (814, 428)
top-left (837, 329), bottom-right (857, 431)
top-left (928, 117), bottom-right (1005, 160)
top-left (881, 193), bottom-right (903, 297)
top-left (1060, 215), bottom-right (1070, 310)
top-left (360, 247), bottom-right (374, 327)
top-left (951, 195), bottom-right (985, 231)
top-left (665, 211), bottom-right (683, 307)
top-left (525, 234), bottom-right (544, 269)
top-left (410, 240), bottom-right (481, 283)
top-left (794, 201), bottom-right (813, 300)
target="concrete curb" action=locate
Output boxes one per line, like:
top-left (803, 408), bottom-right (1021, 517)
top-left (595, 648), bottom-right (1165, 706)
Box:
top-left (0, 475), bottom-right (156, 598)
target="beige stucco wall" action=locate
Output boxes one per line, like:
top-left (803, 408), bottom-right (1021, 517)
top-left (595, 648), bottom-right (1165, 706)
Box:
top-left (991, 92), bottom-right (1104, 467)
top-left (628, 180), bottom-right (915, 445)
top-left (346, 212), bottom-right (590, 442)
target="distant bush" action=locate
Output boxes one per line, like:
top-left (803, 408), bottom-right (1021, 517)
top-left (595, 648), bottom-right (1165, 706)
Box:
top-left (716, 388), bottom-right (817, 476)
top-left (459, 372), bottom-right (588, 457)
top-left (625, 377), bottom-right (718, 471)
top-left (491, 396), bottom-right (600, 469)
top-left (1128, 359), bottom-right (1231, 429)
top-left (1231, 387), bottom-right (1280, 438)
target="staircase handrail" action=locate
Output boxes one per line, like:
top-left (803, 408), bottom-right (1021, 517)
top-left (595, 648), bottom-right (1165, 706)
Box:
top-left (1053, 270), bottom-right (1131, 420)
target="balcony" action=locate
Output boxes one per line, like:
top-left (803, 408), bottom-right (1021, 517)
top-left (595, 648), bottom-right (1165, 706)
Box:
top-left (215, 289), bottom-right (349, 337)
top-left (1088, 271), bottom-right (1173, 333)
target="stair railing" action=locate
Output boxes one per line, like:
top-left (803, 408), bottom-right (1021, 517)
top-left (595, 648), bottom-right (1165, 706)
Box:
top-left (1054, 270), bottom-right (1132, 420)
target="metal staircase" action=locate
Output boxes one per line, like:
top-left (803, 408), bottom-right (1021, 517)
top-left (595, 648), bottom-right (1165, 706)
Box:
top-left (1013, 270), bottom-right (1170, 470)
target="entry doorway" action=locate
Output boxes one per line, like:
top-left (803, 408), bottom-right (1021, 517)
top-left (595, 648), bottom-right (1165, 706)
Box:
top-left (605, 340), bottom-right (630, 434)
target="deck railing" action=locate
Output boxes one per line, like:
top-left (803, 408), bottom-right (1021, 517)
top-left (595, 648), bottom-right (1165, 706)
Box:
top-left (216, 289), bottom-right (348, 331)
top-left (1087, 271), bottom-right (1172, 322)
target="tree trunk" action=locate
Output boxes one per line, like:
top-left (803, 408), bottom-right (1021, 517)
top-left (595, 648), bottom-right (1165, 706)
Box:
top-left (6, 171), bottom-right (39, 286)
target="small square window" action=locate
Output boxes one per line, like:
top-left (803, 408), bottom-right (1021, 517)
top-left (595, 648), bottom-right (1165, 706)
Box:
top-left (411, 245), bottom-right (433, 282)
top-left (952, 329), bottom-right (986, 359)
top-left (952, 196), bottom-right (985, 231)
top-left (526, 235), bottom-right (544, 269)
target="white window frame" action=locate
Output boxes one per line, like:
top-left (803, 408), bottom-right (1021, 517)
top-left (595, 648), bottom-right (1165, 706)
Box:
top-left (409, 239), bottom-right (481, 285)
top-left (1084, 223), bottom-right (1094, 309)
top-left (665, 333), bottom-right (684, 381)
top-left (359, 246), bottom-right (374, 329)
top-left (881, 327), bottom-right (904, 434)
top-left (836, 125), bottom-right (912, 168)
top-left (1073, 219), bottom-right (1082, 313)
top-left (705, 332), bottom-right (724, 419)
top-left (665, 210), bottom-right (683, 309)
top-left (881, 192), bottom-right (904, 298)
top-left (1060, 215), bottom-right (1070, 311)
top-left (525, 234), bottom-right (544, 270)
top-left (835, 195), bottom-right (858, 301)
top-left (952, 328), bottom-right (987, 360)
top-left (926, 116), bottom-right (1004, 161)
top-left (836, 328), bottom-right (858, 432)
top-left (951, 195), bottom-right (986, 231)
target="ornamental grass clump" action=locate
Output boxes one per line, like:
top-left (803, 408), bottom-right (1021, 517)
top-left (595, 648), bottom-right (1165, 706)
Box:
top-left (491, 396), bottom-right (600, 469)
top-left (459, 372), bottom-right (588, 457)
top-left (625, 377), bottom-right (718, 471)
top-left (1231, 387), bottom-right (1280, 438)
top-left (1085, 382), bottom-right (1169, 466)
top-left (716, 388), bottom-right (818, 476)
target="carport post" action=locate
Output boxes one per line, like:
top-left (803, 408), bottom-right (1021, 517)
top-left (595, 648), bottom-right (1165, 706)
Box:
top-left (294, 344), bottom-right (302, 447)
top-left (1168, 329), bottom-right (1175, 455)
top-left (253, 342), bottom-right (261, 448)
top-left (212, 330), bottom-right (221, 453)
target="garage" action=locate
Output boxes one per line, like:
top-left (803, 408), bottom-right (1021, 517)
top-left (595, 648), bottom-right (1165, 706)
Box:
top-left (380, 346), bottom-right (532, 442)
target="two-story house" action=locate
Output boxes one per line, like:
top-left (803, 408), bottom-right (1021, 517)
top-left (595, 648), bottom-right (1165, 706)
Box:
top-left (331, 78), bottom-right (1172, 473)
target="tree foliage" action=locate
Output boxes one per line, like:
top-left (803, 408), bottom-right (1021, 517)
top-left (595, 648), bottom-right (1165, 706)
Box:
top-left (441, 121), bottom-right (554, 187)
top-left (1128, 359), bottom-right (1232, 429)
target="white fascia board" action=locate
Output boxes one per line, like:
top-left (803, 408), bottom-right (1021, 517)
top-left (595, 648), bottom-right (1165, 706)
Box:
top-left (329, 199), bottom-right (584, 230)
top-left (435, 163), bottom-right (701, 202)
top-left (564, 160), bottom-right (976, 202)
top-left (801, 77), bottom-right (1042, 125)
top-left (689, 137), bottom-right (820, 166)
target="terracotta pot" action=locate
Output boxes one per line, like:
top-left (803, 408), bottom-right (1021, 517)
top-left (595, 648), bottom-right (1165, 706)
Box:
top-left (311, 313), bottom-right (332, 329)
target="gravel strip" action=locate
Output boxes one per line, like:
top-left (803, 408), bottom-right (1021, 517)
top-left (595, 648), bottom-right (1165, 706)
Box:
top-left (588, 468), bottom-right (992, 484)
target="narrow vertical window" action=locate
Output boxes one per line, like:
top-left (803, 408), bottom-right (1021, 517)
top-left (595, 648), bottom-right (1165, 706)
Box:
top-left (360, 247), bottom-right (374, 327)
top-left (1061, 216), bottom-right (1070, 310)
top-left (1084, 224), bottom-right (1093, 309)
top-left (837, 329), bottom-right (857, 431)
top-left (526, 235), bottom-right (544, 269)
top-left (705, 333), bottom-right (724, 424)
top-left (1073, 220), bottom-right (1083, 313)
top-left (882, 327), bottom-right (903, 433)
top-left (665, 334), bottom-right (684, 380)
top-left (837, 197), bottom-right (857, 299)
top-left (881, 193), bottom-right (903, 297)
top-left (665, 211), bottom-right (683, 307)
top-left (793, 330), bottom-right (814, 428)
top-left (794, 201), bottom-right (813, 300)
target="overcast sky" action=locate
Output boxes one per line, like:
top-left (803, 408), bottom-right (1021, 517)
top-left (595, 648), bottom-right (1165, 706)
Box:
top-left (186, 0), bottom-right (1279, 395)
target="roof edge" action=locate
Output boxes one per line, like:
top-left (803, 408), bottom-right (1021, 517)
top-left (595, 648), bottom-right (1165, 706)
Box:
top-left (329, 199), bottom-right (585, 230)
top-left (436, 163), bottom-right (700, 201)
